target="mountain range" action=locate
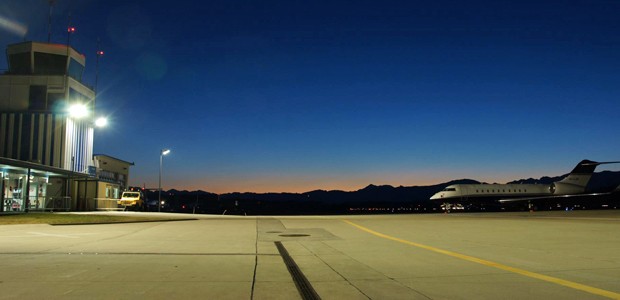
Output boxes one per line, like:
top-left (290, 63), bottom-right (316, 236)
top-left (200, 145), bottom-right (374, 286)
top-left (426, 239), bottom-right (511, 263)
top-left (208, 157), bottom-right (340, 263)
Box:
top-left (147, 171), bottom-right (620, 214)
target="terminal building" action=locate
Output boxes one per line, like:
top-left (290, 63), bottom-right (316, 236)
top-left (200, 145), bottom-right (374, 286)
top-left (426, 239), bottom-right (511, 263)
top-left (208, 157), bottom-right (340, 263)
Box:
top-left (0, 41), bottom-right (132, 212)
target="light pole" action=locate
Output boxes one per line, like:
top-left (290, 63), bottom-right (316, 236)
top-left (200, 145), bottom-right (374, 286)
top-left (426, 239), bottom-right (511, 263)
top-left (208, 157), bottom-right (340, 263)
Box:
top-left (158, 149), bottom-right (171, 212)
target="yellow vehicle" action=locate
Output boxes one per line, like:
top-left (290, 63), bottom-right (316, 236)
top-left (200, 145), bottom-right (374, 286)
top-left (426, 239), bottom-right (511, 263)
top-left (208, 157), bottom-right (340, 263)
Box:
top-left (118, 190), bottom-right (145, 211)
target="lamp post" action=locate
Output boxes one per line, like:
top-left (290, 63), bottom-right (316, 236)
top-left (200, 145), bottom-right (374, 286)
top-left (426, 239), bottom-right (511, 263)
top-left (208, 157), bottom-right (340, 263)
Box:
top-left (158, 149), bottom-right (171, 212)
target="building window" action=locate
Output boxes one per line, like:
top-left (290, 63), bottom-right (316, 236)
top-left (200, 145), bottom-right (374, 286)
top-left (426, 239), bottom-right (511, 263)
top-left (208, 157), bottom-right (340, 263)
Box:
top-left (8, 52), bottom-right (31, 74)
top-left (29, 86), bottom-right (47, 110)
top-left (69, 88), bottom-right (91, 106)
top-left (34, 52), bottom-right (67, 75)
top-left (47, 93), bottom-right (64, 110)
top-left (68, 58), bottom-right (84, 81)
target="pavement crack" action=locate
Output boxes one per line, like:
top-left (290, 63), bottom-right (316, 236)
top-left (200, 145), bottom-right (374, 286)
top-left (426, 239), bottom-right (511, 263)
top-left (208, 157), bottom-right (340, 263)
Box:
top-left (250, 218), bottom-right (259, 300)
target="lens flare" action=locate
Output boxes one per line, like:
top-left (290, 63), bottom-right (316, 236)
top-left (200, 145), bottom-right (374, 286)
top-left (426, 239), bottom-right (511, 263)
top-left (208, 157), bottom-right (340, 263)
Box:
top-left (0, 15), bottom-right (28, 37)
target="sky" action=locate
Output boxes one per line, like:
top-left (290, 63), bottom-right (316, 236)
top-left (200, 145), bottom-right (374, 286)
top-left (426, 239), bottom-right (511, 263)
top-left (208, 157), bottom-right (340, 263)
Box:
top-left (1, 0), bottom-right (619, 193)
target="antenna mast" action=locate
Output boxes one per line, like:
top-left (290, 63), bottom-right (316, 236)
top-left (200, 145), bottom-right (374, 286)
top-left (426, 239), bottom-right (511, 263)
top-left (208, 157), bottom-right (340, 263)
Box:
top-left (47, 0), bottom-right (56, 43)
top-left (95, 38), bottom-right (104, 109)
top-left (66, 12), bottom-right (75, 47)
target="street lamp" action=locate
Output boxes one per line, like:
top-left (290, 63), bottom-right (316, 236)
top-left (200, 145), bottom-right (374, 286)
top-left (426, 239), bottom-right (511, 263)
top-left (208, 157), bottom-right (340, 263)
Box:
top-left (158, 148), bottom-right (171, 212)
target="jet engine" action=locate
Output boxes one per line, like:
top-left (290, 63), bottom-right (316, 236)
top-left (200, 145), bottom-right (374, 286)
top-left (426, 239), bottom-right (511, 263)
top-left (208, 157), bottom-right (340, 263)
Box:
top-left (549, 182), bottom-right (584, 195)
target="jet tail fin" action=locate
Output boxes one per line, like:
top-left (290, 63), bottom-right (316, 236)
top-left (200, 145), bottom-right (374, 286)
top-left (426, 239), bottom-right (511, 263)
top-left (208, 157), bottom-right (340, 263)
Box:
top-left (557, 160), bottom-right (620, 190)
top-left (499, 160), bottom-right (620, 203)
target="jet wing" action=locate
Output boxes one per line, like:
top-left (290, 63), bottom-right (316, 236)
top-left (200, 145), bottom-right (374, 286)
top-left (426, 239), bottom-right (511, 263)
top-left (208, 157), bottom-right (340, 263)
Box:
top-left (498, 192), bottom-right (613, 203)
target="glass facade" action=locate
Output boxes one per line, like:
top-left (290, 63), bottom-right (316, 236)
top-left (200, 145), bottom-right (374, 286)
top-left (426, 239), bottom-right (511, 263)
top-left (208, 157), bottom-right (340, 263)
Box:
top-left (68, 58), bottom-right (84, 81)
top-left (1, 170), bottom-right (27, 212)
top-left (8, 52), bottom-right (31, 74)
top-left (0, 166), bottom-right (69, 212)
top-left (8, 45), bottom-right (86, 82)
top-left (33, 52), bottom-right (67, 75)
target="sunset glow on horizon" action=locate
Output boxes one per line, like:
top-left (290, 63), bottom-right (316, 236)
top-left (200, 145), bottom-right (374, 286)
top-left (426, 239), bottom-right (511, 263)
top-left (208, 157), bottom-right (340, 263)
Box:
top-left (2, 0), bottom-right (618, 193)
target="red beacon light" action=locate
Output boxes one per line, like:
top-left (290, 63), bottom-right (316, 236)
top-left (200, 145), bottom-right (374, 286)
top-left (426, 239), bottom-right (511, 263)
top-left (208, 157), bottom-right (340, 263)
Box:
top-left (67, 27), bottom-right (76, 33)
top-left (96, 50), bottom-right (104, 56)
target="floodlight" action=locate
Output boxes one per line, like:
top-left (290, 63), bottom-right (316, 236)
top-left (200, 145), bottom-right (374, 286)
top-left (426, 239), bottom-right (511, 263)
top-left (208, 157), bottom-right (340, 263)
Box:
top-left (68, 103), bottom-right (89, 118)
top-left (95, 117), bottom-right (108, 127)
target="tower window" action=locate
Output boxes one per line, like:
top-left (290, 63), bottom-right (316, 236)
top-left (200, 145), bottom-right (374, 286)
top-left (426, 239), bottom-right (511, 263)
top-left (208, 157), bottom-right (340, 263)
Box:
top-left (34, 52), bottom-right (67, 75)
top-left (29, 86), bottom-right (47, 110)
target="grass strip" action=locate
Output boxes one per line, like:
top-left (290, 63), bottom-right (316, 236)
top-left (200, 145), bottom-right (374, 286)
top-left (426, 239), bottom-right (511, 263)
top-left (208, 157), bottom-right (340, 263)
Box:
top-left (0, 213), bottom-right (187, 225)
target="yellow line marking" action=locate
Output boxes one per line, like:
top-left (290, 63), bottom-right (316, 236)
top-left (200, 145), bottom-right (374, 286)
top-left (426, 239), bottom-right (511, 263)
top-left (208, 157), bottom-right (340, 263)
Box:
top-left (343, 219), bottom-right (620, 299)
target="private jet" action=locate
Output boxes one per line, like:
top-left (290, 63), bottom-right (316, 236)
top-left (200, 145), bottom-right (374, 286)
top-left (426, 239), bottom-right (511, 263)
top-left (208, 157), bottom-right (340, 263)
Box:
top-left (430, 160), bottom-right (619, 207)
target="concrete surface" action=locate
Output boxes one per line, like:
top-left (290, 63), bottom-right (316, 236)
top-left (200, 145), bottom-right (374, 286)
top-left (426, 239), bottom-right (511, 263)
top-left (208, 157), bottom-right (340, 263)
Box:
top-left (0, 210), bottom-right (619, 299)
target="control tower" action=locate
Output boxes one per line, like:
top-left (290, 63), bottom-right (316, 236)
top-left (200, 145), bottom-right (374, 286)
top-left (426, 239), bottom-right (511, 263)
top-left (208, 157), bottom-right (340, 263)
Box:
top-left (0, 41), bottom-right (96, 172)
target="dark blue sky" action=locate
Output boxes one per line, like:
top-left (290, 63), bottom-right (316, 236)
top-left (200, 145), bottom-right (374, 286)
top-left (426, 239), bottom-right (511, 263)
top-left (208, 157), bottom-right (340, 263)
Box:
top-left (2, 0), bottom-right (619, 192)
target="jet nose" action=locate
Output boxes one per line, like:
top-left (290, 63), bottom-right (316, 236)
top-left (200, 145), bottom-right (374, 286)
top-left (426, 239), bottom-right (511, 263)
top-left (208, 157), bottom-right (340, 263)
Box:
top-left (430, 193), bottom-right (441, 200)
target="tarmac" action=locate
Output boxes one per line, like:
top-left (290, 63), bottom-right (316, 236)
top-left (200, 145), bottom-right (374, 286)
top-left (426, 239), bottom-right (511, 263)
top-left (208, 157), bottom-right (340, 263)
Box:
top-left (1, 210), bottom-right (619, 299)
